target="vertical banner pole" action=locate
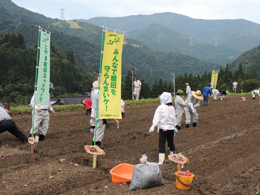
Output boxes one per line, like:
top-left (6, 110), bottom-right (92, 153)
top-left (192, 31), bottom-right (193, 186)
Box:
top-left (31, 26), bottom-right (41, 153)
top-left (92, 27), bottom-right (105, 168)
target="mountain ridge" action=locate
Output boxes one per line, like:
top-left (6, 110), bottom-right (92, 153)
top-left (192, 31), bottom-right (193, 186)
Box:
top-left (84, 12), bottom-right (260, 52)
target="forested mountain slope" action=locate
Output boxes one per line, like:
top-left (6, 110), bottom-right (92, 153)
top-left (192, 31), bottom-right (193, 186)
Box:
top-left (85, 12), bottom-right (260, 52)
top-left (0, 0), bottom-right (222, 87)
top-left (128, 23), bottom-right (241, 65)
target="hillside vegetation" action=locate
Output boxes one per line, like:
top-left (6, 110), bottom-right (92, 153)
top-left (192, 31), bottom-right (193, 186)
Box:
top-left (229, 44), bottom-right (260, 73)
top-left (128, 23), bottom-right (241, 65)
top-left (0, 0), bottom-right (222, 87)
top-left (85, 12), bottom-right (260, 52)
top-left (1, 0), bottom-right (260, 105)
top-left (0, 33), bottom-right (95, 104)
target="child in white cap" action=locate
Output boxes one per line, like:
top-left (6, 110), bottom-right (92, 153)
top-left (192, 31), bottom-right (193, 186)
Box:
top-left (149, 92), bottom-right (178, 165)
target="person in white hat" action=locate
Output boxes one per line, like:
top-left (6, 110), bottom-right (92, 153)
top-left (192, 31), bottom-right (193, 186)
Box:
top-left (149, 92), bottom-right (178, 165)
top-left (29, 82), bottom-right (56, 141)
top-left (90, 80), bottom-right (106, 148)
top-left (219, 90), bottom-right (228, 100)
top-left (184, 90), bottom-right (203, 128)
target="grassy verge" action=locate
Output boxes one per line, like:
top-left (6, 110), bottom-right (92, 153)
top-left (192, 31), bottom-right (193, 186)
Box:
top-left (9, 93), bottom-right (250, 115)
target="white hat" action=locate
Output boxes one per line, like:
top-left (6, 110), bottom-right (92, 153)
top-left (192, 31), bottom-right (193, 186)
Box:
top-left (92, 81), bottom-right (98, 88)
top-left (159, 92), bottom-right (172, 104)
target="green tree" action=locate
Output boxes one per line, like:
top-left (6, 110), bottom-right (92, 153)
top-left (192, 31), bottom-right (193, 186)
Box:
top-left (151, 79), bottom-right (160, 98)
top-left (140, 79), bottom-right (151, 99)
top-left (66, 50), bottom-right (75, 65)
top-left (162, 81), bottom-right (168, 92)
top-left (122, 70), bottom-right (133, 100)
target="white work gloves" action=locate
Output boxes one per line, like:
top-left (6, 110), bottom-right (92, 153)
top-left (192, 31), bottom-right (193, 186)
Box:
top-left (149, 125), bottom-right (155, 133)
top-left (187, 103), bottom-right (195, 112)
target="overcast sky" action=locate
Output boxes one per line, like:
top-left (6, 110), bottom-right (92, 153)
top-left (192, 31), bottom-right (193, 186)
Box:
top-left (11, 0), bottom-right (260, 24)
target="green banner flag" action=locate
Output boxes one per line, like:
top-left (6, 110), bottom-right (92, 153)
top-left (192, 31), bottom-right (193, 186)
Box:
top-left (36, 30), bottom-right (51, 105)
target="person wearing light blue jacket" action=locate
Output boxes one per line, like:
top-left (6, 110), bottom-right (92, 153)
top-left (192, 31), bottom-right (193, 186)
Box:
top-left (202, 84), bottom-right (212, 106)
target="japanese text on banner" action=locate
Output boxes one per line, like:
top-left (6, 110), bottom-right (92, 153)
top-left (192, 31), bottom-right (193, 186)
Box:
top-left (36, 31), bottom-right (51, 105)
top-left (99, 31), bottom-right (124, 119)
top-left (211, 70), bottom-right (219, 89)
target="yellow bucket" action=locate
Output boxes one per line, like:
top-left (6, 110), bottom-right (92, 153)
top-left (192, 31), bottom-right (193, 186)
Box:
top-left (175, 171), bottom-right (195, 190)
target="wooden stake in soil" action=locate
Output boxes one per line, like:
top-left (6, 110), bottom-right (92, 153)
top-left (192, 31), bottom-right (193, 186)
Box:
top-left (28, 136), bottom-right (35, 153)
top-left (85, 145), bottom-right (105, 169)
top-left (93, 155), bottom-right (97, 169)
top-left (168, 153), bottom-right (189, 172)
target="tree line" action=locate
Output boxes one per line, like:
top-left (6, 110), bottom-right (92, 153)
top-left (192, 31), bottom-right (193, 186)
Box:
top-left (122, 64), bottom-right (259, 100)
top-left (0, 33), bottom-right (96, 105)
top-left (1, 33), bottom-right (258, 105)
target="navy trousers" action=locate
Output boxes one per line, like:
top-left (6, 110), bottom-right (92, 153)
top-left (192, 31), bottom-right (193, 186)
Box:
top-left (0, 120), bottom-right (28, 142)
top-left (159, 129), bottom-right (175, 153)
top-left (203, 95), bottom-right (209, 106)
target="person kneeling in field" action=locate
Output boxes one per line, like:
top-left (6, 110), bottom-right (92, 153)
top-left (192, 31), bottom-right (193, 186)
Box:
top-left (149, 92), bottom-right (178, 165)
top-left (184, 90), bottom-right (203, 128)
top-left (212, 89), bottom-right (220, 101)
top-left (251, 88), bottom-right (260, 99)
top-left (174, 89), bottom-right (188, 130)
top-left (219, 90), bottom-right (228, 100)
top-left (0, 107), bottom-right (28, 143)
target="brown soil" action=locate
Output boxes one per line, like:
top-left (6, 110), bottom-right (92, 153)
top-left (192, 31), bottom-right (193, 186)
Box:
top-left (1, 94), bottom-right (260, 195)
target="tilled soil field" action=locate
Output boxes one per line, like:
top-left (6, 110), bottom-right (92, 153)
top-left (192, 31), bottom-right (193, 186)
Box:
top-left (1, 94), bottom-right (260, 195)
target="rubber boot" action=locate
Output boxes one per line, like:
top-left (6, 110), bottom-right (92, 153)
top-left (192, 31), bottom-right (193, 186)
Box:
top-left (90, 126), bottom-right (95, 133)
top-left (96, 141), bottom-right (104, 149)
top-left (186, 124), bottom-right (189, 128)
top-left (193, 123), bottom-right (197, 127)
top-left (39, 134), bottom-right (45, 141)
top-left (158, 153), bottom-right (165, 165)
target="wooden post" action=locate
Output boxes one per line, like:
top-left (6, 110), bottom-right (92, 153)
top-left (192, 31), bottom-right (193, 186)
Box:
top-left (31, 136), bottom-right (34, 153)
top-left (29, 136), bottom-right (34, 153)
top-left (93, 155), bottom-right (97, 169)
top-left (178, 163), bottom-right (182, 172)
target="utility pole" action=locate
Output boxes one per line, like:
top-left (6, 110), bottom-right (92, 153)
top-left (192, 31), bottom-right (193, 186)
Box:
top-left (132, 70), bottom-right (134, 100)
top-left (60, 8), bottom-right (65, 20)
top-left (171, 72), bottom-right (175, 98)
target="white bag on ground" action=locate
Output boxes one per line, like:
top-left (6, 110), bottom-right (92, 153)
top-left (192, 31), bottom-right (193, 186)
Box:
top-left (129, 162), bottom-right (164, 191)
top-left (140, 154), bottom-right (147, 164)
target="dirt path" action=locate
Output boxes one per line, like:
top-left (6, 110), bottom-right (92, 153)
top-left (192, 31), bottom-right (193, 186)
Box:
top-left (1, 95), bottom-right (260, 194)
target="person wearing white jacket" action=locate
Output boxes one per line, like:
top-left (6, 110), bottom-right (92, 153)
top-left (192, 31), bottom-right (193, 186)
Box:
top-left (149, 92), bottom-right (178, 165)
top-left (212, 89), bottom-right (220, 101)
top-left (186, 83), bottom-right (191, 96)
top-left (184, 90), bottom-right (203, 128)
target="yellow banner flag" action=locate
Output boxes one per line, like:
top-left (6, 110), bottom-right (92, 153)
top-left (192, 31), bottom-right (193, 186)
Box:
top-left (99, 31), bottom-right (124, 119)
top-left (211, 70), bottom-right (219, 89)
